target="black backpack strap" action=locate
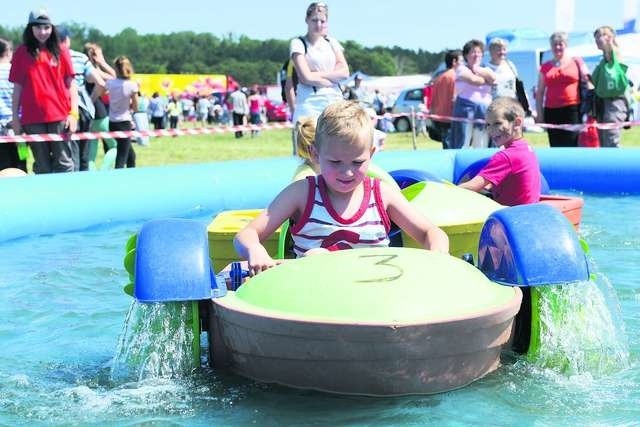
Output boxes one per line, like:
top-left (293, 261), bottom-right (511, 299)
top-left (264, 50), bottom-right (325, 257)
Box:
top-left (296, 35), bottom-right (319, 93)
top-left (298, 36), bottom-right (308, 53)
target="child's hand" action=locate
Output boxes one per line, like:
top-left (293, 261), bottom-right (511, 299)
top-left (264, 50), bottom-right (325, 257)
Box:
top-left (246, 244), bottom-right (279, 276)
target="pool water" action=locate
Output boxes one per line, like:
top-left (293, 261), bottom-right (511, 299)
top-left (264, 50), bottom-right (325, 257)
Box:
top-left (1, 195), bottom-right (639, 425)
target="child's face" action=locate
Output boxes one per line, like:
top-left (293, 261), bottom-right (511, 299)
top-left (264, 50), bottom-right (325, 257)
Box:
top-left (595, 30), bottom-right (614, 51)
top-left (486, 111), bottom-right (519, 147)
top-left (314, 135), bottom-right (373, 194)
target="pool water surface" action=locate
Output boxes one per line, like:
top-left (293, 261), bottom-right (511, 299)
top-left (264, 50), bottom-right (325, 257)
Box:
top-left (0, 194), bottom-right (638, 425)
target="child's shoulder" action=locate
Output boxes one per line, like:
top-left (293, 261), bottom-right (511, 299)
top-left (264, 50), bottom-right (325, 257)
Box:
top-left (285, 175), bottom-right (314, 193)
top-left (503, 137), bottom-right (531, 148)
top-left (376, 178), bottom-right (406, 207)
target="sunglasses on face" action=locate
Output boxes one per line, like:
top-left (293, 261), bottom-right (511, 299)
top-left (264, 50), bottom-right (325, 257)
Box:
top-left (307, 2), bottom-right (328, 14)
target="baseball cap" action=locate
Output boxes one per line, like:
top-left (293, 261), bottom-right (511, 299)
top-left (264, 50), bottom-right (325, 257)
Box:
top-left (57, 25), bottom-right (70, 41)
top-left (28, 9), bottom-right (52, 25)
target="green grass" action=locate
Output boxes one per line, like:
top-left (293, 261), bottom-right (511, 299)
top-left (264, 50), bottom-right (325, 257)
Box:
top-left (88, 124), bottom-right (640, 167)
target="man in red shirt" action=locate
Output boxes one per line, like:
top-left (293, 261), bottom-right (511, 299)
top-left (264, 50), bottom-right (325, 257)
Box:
top-left (429, 49), bottom-right (462, 149)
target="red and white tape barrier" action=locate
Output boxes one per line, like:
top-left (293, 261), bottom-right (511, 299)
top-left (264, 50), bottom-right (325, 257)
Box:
top-left (0, 121), bottom-right (293, 144)
top-left (0, 111), bottom-right (636, 144)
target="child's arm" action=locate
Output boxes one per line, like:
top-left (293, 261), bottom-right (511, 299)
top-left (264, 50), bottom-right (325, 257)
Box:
top-left (458, 175), bottom-right (493, 193)
top-left (382, 183), bottom-right (449, 253)
top-left (233, 180), bottom-right (307, 276)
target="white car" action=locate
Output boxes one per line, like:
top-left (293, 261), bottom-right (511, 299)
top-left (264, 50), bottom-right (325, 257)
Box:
top-left (391, 87), bottom-right (428, 132)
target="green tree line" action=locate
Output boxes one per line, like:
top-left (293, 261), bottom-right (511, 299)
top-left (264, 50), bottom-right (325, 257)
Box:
top-left (0, 23), bottom-right (444, 86)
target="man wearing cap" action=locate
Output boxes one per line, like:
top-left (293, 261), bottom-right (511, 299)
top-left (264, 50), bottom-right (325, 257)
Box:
top-left (58, 25), bottom-right (105, 171)
top-left (9, 9), bottom-right (78, 173)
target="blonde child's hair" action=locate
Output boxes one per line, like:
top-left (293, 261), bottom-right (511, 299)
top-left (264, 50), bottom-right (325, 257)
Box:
top-left (487, 96), bottom-right (525, 123)
top-left (295, 116), bottom-right (316, 165)
top-left (315, 100), bottom-right (373, 151)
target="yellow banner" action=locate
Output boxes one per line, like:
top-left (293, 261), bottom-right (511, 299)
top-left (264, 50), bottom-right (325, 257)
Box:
top-left (134, 74), bottom-right (230, 97)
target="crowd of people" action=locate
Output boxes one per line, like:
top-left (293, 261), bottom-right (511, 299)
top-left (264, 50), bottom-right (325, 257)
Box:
top-left (426, 26), bottom-right (633, 149)
top-left (0, 8), bottom-right (139, 174)
top-left (0, 5), bottom-right (633, 178)
top-left (0, 8), bottom-right (275, 176)
top-left (0, 3), bottom-right (583, 285)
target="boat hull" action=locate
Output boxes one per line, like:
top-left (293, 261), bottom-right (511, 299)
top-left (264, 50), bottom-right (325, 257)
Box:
top-left (209, 287), bottom-right (522, 396)
top-left (539, 195), bottom-right (584, 230)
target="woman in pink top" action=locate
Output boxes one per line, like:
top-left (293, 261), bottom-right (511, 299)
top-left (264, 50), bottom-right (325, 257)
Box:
top-left (450, 39), bottom-right (496, 149)
top-left (247, 86), bottom-right (263, 137)
top-left (535, 31), bottom-right (592, 147)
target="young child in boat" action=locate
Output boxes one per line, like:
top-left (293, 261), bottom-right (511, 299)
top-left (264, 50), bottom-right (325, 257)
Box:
top-left (291, 115), bottom-right (392, 183)
top-left (290, 116), bottom-right (319, 181)
top-left (234, 100), bottom-right (449, 276)
top-left (458, 97), bottom-right (541, 206)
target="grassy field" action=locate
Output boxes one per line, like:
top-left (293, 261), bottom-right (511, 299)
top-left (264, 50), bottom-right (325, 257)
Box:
top-left (89, 124), bottom-right (640, 168)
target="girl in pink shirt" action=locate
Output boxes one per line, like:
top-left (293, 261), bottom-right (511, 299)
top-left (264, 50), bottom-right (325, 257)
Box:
top-left (459, 97), bottom-right (541, 206)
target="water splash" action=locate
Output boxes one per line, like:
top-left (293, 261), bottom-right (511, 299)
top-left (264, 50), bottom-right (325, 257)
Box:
top-left (110, 301), bottom-right (197, 382)
top-left (528, 272), bottom-right (629, 376)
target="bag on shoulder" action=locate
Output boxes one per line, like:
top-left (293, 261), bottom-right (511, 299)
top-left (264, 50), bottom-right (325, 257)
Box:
top-left (575, 58), bottom-right (595, 116)
top-left (514, 79), bottom-right (531, 116)
top-left (578, 116), bottom-right (600, 148)
top-left (505, 60), bottom-right (531, 115)
top-left (280, 58), bottom-right (298, 103)
top-left (280, 36), bottom-right (330, 102)
top-left (280, 36), bottom-right (307, 103)
top-left (592, 51), bottom-right (629, 99)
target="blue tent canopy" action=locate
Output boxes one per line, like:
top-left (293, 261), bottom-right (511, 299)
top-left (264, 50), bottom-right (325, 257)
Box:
top-left (485, 28), bottom-right (593, 52)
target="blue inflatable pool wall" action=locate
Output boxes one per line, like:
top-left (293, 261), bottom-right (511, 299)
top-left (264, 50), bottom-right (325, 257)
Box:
top-left (1, 148), bottom-right (638, 243)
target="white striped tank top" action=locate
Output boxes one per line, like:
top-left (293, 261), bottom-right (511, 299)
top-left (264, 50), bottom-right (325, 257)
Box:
top-left (290, 175), bottom-right (391, 257)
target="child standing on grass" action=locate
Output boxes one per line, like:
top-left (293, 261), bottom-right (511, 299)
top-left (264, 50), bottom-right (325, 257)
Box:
top-left (458, 97), bottom-right (541, 206)
top-left (234, 100), bottom-right (449, 276)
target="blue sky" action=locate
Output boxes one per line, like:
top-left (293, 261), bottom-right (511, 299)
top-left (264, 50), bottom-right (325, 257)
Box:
top-left (2, 0), bottom-right (632, 52)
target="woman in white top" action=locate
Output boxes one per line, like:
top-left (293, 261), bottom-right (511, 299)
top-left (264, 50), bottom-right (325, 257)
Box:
top-left (486, 37), bottom-right (517, 100)
top-left (290, 2), bottom-right (349, 124)
top-left (104, 56), bottom-right (138, 168)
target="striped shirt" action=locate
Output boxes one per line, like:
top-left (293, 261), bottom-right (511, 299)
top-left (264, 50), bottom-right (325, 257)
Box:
top-left (291, 175), bottom-right (390, 257)
top-left (0, 63), bottom-right (12, 122)
top-left (70, 49), bottom-right (95, 117)
top-left (69, 49), bottom-right (93, 87)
